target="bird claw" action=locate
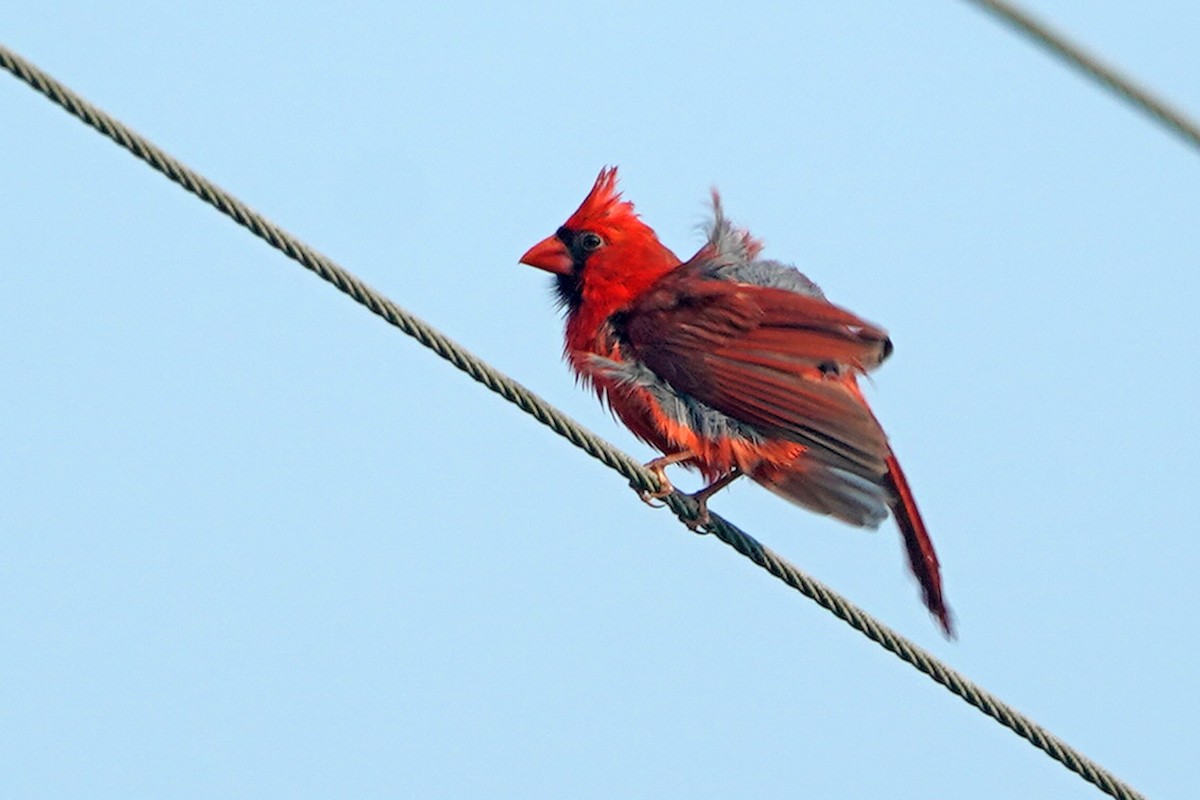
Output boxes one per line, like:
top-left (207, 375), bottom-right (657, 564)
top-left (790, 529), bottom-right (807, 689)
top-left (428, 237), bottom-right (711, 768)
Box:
top-left (637, 491), bottom-right (667, 509)
top-left (634, 483), bottom-right (710, 532)
top-left (683, 468), bottom-right (741, 532)
top-left (683, 496), bottom-right (712, 532)
top-left (633, 450), bottom-right (681, 506)
top-left (635, 462), bottom-right (675, 507)
top-left (632, 458), bottom-right (740, 533)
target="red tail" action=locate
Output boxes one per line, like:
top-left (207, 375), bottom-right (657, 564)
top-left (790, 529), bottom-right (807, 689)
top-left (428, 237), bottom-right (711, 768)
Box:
top-left (884, 452), bottom-right (954, 637)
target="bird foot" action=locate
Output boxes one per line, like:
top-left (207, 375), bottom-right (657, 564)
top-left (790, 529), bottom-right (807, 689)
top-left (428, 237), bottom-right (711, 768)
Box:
top-left (684, 468), bottom-right (743, 532)
top-left (632, 455), bottom-right (739, 532)
top-left (635, 461), bottom-right (675, 508)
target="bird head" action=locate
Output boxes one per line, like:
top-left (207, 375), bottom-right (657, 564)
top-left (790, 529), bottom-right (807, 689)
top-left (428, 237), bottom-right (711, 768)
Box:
top-left (520, 167), bottom-right (679, 315)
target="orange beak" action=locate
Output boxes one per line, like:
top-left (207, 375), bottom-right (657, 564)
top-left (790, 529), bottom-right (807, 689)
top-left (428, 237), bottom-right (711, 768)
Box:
top-left (519, 234), bottom-right (573, 275)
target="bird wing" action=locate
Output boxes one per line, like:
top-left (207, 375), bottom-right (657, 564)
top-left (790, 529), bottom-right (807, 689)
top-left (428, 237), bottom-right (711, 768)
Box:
top-left (621, 268), bottom-right (893, 475)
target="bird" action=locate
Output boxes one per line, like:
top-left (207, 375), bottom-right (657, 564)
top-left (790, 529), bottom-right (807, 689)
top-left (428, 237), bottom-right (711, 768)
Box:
top-left (519, 167), bottom-right (952, 636)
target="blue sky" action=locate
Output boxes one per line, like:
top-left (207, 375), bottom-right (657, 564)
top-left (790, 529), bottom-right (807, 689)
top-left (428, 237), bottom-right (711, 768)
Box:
top-left (3, 2), bottom-right (1197, 798)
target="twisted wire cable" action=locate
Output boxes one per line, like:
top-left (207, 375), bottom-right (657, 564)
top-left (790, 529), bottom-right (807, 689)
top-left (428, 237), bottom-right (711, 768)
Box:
top-left (964, 0), bottom-right (1200, 153)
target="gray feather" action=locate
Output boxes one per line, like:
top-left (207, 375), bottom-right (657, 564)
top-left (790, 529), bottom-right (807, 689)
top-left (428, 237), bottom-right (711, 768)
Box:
top-left (700, 194), bottom-right (825, 298)
top-left (764, 464), bottom-right (889, 529)
top-left (585, 354), bottom-right (764, 446)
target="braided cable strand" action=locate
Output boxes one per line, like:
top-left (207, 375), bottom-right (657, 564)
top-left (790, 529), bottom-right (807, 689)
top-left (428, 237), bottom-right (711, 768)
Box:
top-left (698, 511), bottom-right (1144, 800)
top-left (1, 42), bottom-right (1144, 800)
top-left (964, 0), bottom-right (1200, 153)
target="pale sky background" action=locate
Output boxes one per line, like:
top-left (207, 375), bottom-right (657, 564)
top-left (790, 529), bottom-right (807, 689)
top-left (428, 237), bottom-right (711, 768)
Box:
top-left (3, 3), bottom-right (1197, 798)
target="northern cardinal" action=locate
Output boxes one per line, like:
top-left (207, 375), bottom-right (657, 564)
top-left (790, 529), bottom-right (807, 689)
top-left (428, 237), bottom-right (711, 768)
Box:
top-left (520, 167), bottom-right (952, 635)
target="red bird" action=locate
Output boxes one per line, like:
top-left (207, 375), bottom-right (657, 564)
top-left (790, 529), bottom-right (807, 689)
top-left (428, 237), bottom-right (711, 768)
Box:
top-left (520, 168), bottom-right (952, 636)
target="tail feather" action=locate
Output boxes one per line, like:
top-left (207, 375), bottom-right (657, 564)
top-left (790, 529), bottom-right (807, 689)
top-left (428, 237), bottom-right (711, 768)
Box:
top-left (884, 451), bottom-right (954, 637)
top-left (752, 449), bottom-right (953, 637)
top-left (755, 459), bottom-right (889, 529)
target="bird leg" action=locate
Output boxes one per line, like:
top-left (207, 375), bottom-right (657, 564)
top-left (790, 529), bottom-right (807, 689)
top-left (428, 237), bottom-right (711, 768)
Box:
top-left (636, 451), bottom-right (697, 506)
top-left (685, 468), bottom-right (743, 530)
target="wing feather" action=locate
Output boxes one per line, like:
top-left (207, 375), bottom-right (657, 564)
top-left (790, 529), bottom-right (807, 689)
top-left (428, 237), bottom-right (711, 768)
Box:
top-left (622, 269), bottom-right (892, 477)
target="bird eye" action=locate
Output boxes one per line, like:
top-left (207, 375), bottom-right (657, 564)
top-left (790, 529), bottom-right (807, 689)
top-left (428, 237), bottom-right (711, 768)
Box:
top-left (579, 232), bottom-right (604, 252)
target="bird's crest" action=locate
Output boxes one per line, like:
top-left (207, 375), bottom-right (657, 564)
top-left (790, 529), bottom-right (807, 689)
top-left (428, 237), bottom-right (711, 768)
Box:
top-left (565, 166), bottom-right (639, 230)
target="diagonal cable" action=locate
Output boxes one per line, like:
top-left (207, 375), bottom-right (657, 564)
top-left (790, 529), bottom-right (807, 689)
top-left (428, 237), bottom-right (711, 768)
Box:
top-left (0, 43), bottom-right (1145, 800)
top-left (963, 0), bottom-right (1200, 154)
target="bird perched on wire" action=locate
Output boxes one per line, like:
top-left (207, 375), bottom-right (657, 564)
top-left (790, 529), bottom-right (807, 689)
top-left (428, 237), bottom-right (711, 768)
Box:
top-left (519, 167), bottom-right (952, 636)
